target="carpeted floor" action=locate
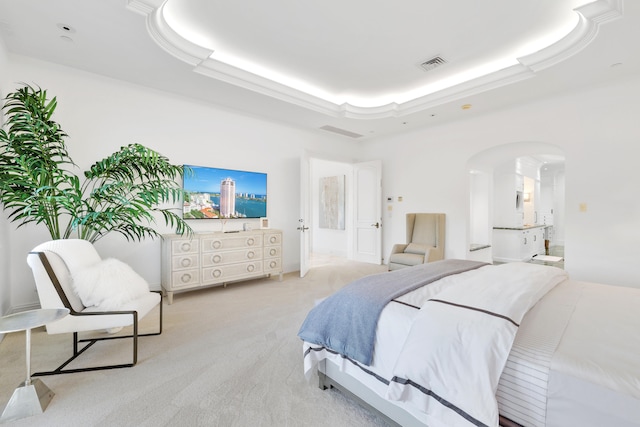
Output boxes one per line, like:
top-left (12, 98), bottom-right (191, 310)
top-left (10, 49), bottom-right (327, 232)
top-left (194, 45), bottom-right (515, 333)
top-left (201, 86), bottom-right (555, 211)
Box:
top-left (0, 259), bottom-right (390, 427)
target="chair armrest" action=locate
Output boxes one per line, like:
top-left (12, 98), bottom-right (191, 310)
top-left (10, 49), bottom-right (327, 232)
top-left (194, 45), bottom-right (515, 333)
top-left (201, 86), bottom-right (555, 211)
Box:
top-left (423, 246), bottom-right (444, 263)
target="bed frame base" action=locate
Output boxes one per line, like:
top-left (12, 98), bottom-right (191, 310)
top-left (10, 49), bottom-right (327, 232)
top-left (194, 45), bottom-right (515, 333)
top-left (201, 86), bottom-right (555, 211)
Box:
top-left (319, 371), bottom-right (403, 427)
top-left (318, 359), bottom-right (427, 427)
top-left (317, 359), bottom-right (523, 427)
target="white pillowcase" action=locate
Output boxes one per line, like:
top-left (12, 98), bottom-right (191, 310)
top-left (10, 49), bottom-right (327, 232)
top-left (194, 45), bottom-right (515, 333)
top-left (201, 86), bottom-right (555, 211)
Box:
top-left (72, 258), bottom-right (150, 311)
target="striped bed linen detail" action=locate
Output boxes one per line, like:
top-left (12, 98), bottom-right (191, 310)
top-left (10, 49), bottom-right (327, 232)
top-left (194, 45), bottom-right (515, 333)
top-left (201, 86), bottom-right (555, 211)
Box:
top-left (497, 303), bottom-right (576, 427)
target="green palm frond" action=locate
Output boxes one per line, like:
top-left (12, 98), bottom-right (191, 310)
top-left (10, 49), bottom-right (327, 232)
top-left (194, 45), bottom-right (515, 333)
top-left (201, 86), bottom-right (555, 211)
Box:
top-left (0, 84), bottom-right (192, 243)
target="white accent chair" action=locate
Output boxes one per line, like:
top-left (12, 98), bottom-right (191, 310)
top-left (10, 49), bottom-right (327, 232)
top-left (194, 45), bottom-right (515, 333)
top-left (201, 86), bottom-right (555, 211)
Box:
top-left (26, 239), bottom-right (162, 376)
top-left (388, 213), bottom-right (446, 271)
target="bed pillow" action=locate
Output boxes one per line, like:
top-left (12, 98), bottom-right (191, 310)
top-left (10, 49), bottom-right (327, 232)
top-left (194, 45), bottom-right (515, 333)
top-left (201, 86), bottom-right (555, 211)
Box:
top-left (71, 258), bottom-right (150, 311)
top-left (404, 243), bottom-right (429, 255)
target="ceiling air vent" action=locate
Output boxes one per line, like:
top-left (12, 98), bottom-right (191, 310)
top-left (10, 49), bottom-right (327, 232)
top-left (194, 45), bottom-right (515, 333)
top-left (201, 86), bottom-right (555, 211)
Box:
top-left (419, 56), bottom-right (447, 72)
top-left (319, 125), bottom-right (363, 139)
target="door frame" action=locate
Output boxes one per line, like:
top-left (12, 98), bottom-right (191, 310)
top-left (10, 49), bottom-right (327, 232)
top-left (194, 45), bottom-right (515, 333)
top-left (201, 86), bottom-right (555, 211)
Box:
top-left (299, 152), bottom-right (382, 274)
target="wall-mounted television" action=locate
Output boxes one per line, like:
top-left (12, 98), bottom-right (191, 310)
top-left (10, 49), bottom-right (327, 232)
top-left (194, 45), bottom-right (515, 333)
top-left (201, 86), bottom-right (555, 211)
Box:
top-left (182, 164), bottom-right (267, 219)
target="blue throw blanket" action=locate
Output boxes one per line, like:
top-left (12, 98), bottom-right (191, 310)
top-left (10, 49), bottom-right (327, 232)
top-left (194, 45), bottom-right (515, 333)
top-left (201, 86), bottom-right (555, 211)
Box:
top-left (297, 259), bottom-right (488, 366)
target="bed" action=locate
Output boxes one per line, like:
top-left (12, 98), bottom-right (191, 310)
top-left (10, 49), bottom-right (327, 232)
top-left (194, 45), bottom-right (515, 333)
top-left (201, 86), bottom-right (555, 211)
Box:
top-left (298, 260), bottom-right (640, 427)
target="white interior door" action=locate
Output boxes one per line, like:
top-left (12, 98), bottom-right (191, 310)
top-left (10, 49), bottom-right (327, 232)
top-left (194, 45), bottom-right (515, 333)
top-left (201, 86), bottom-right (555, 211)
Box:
top-left (353, 160), bottom-right (382, 264)
top-left (299, 154), bottom-right (311, 277)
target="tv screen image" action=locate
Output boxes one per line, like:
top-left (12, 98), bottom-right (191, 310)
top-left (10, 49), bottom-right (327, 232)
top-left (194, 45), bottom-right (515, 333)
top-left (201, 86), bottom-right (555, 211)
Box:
top-left (182, 164), bottom-right (267, 219)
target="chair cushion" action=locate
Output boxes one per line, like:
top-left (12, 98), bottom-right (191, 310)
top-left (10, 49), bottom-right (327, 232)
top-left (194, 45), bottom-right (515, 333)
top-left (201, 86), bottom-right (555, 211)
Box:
top-left (404, 243), bottom-right (429, 255)
top-left (72, 258), bottom-right (151, 311)
top-left (46, 292), bottom-right (161, 334)
top-left (388, 252), bottom-right (425, 266)
top-left (33, 239), bottom-right (102, 274)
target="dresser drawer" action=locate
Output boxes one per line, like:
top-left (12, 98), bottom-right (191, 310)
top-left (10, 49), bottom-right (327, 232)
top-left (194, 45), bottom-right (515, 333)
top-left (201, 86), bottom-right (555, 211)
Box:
top-left (201, 248), bottom-right (263, 267)
top-left (171, 239), bottom-right (198, 255)
top-left (201, 261), bottom-right (263, 284)
top-left (171, 254), bottom-right (199, 270)
top-left (264, 232), bottom-right (281, 246)
top-left (263, 246), bottom-right (281, 259)
top-left (201, 234), bottom-right (263, 252)
top-left (264, 258), bottom-right (281, 273)
top-left (169, 269), bottom-right (200, 289)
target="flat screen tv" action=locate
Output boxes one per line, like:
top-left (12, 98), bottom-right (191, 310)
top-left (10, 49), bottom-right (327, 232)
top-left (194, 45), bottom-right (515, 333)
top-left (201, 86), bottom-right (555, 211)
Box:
top-left (182, 164), bottom-right (267, 219)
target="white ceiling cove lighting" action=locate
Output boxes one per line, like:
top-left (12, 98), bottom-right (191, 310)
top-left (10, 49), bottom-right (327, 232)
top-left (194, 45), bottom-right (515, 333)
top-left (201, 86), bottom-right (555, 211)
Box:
top-left (132, 0), bottom-right (621, 120)
top-left (0, 0), bottom-right (635, 141)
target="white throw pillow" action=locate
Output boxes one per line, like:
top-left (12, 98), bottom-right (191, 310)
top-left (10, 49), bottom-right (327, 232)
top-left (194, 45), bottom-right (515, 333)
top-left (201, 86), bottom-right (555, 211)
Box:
top-left (72, 258), bottom-right (150, 311)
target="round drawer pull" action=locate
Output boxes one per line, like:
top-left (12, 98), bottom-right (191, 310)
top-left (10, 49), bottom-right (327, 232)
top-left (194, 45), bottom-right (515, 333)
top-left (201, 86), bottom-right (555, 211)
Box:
top-left (246, 238), bottom-right (255, 246)
top-left (247, 264), bottom-right (255, 272)
top-left (180, 258), bottom-right (191, 267)
top-left (180, 242), bottom-right (191, 252)
top-left (212, 269), bottom-right (222, 278)
top-left (212, 254), bottom-right (222, 263)
top-left (212, 241), bottom-right (222, 249)
top-left (270, 236), bottom-right (277, 243)
top-left (247, 251), bottom-right (255, 259)
top-left (269, 249), bottom-right (276, 256)
top-left (270, 261), bottom-right (277, 268)
top-left (180, 273), bottom-right (192, 283)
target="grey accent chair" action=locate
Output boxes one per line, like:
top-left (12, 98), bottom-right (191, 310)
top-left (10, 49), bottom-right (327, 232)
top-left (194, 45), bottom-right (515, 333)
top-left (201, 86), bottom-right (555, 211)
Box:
top-left (388, 213), bottom-right (445, 271)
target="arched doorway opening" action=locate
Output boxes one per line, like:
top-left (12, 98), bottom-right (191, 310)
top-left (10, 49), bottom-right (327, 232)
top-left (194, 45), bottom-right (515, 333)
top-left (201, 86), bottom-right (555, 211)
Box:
top-left (467, 142), bottom-right (565, 265)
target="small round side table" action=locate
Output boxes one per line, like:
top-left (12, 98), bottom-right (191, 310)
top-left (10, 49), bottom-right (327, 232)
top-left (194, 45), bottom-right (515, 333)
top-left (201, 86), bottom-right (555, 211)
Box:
top-left (0, 308), bottom-right (69, 423)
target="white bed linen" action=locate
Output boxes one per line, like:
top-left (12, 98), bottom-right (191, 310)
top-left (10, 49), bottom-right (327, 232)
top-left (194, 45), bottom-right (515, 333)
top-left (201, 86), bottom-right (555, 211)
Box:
top-left (386, 263), bottom-right (567, 427)
top-left (546, 281), bottom-right (640, 427)
top-left (303, 268), bottom-right (640, 427)
top-left (303, 266), bottom-right (496, 381)
top-left (496, 277), bottom-right (581, 426)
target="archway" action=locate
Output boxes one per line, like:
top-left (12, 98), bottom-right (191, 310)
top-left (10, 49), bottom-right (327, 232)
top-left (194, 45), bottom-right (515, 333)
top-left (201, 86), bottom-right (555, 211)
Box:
top-left (467, 142), bottom-right (565, 264)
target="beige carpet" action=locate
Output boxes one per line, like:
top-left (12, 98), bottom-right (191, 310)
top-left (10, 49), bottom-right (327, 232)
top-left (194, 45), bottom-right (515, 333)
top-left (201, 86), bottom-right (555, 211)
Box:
top-left (0, 259), bottom-right (390, 427)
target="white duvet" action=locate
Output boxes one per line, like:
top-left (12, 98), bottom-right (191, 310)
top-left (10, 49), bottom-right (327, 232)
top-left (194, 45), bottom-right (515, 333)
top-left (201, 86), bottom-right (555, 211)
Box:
top-left (385, 263), bottom-right (567, 427)
top-left (303, 263), bottom-right (640, 427)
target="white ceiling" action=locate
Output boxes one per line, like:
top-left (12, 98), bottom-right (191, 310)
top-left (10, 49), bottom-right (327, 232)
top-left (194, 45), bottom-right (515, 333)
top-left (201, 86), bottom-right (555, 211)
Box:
top-left (0, 0), bottom-right (637, 140)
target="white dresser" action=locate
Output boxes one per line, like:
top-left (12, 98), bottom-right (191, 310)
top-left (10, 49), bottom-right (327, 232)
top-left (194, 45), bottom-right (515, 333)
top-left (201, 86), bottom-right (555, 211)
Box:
top-left (161, 230), bottom-right (283, 303)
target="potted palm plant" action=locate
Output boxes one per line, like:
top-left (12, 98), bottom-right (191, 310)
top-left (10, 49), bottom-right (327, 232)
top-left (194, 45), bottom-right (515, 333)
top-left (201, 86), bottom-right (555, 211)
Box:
top-left (0, 84), bottom-right (191, 242)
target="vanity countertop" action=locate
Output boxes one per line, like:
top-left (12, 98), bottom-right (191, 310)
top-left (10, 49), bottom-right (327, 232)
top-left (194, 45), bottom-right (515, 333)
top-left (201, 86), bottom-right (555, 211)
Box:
top-left (493, 224), bottom-right (551, 230)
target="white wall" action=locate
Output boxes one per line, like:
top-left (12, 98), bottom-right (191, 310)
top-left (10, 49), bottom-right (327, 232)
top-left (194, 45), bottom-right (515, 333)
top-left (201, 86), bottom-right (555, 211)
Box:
top-left (2, 52), bottom-right (640, 312)
top-left (540, 164), bottom-right (566, 245)
top-left (364, 75), bottom-right (640, 288)
top-left (0, 36), bottom-right (10, 317)
top-left (310, 158), bottom-right (351, 257)
top-left (2, 54), bottom-right (360, 309)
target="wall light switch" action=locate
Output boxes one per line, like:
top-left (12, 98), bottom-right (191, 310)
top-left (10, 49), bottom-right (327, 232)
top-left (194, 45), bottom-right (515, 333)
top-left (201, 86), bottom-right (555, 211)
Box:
top-left (579, 203), bottom-right (587, 212)
top-left (398, 196), bottom-right (403, 202)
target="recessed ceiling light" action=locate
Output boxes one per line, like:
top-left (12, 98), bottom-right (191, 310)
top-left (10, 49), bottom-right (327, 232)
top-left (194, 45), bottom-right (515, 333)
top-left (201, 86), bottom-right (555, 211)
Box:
top-left (610, 62), bottom-right (623, 68)
top-left (461, 104), bottom-right (472, 110)
top-left (56, 23), bottom-right (76, 33)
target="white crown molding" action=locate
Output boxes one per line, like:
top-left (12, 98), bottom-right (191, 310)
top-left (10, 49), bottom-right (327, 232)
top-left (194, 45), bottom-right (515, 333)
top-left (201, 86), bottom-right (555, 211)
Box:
top-left (133, 0), bottom-right (623, 120)
top-left (194, 57), bottom-right (341, 117)
top-left (519, 0), bottom-right (623, 72)
top-left (129, 0), bottom-right (212, 67)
